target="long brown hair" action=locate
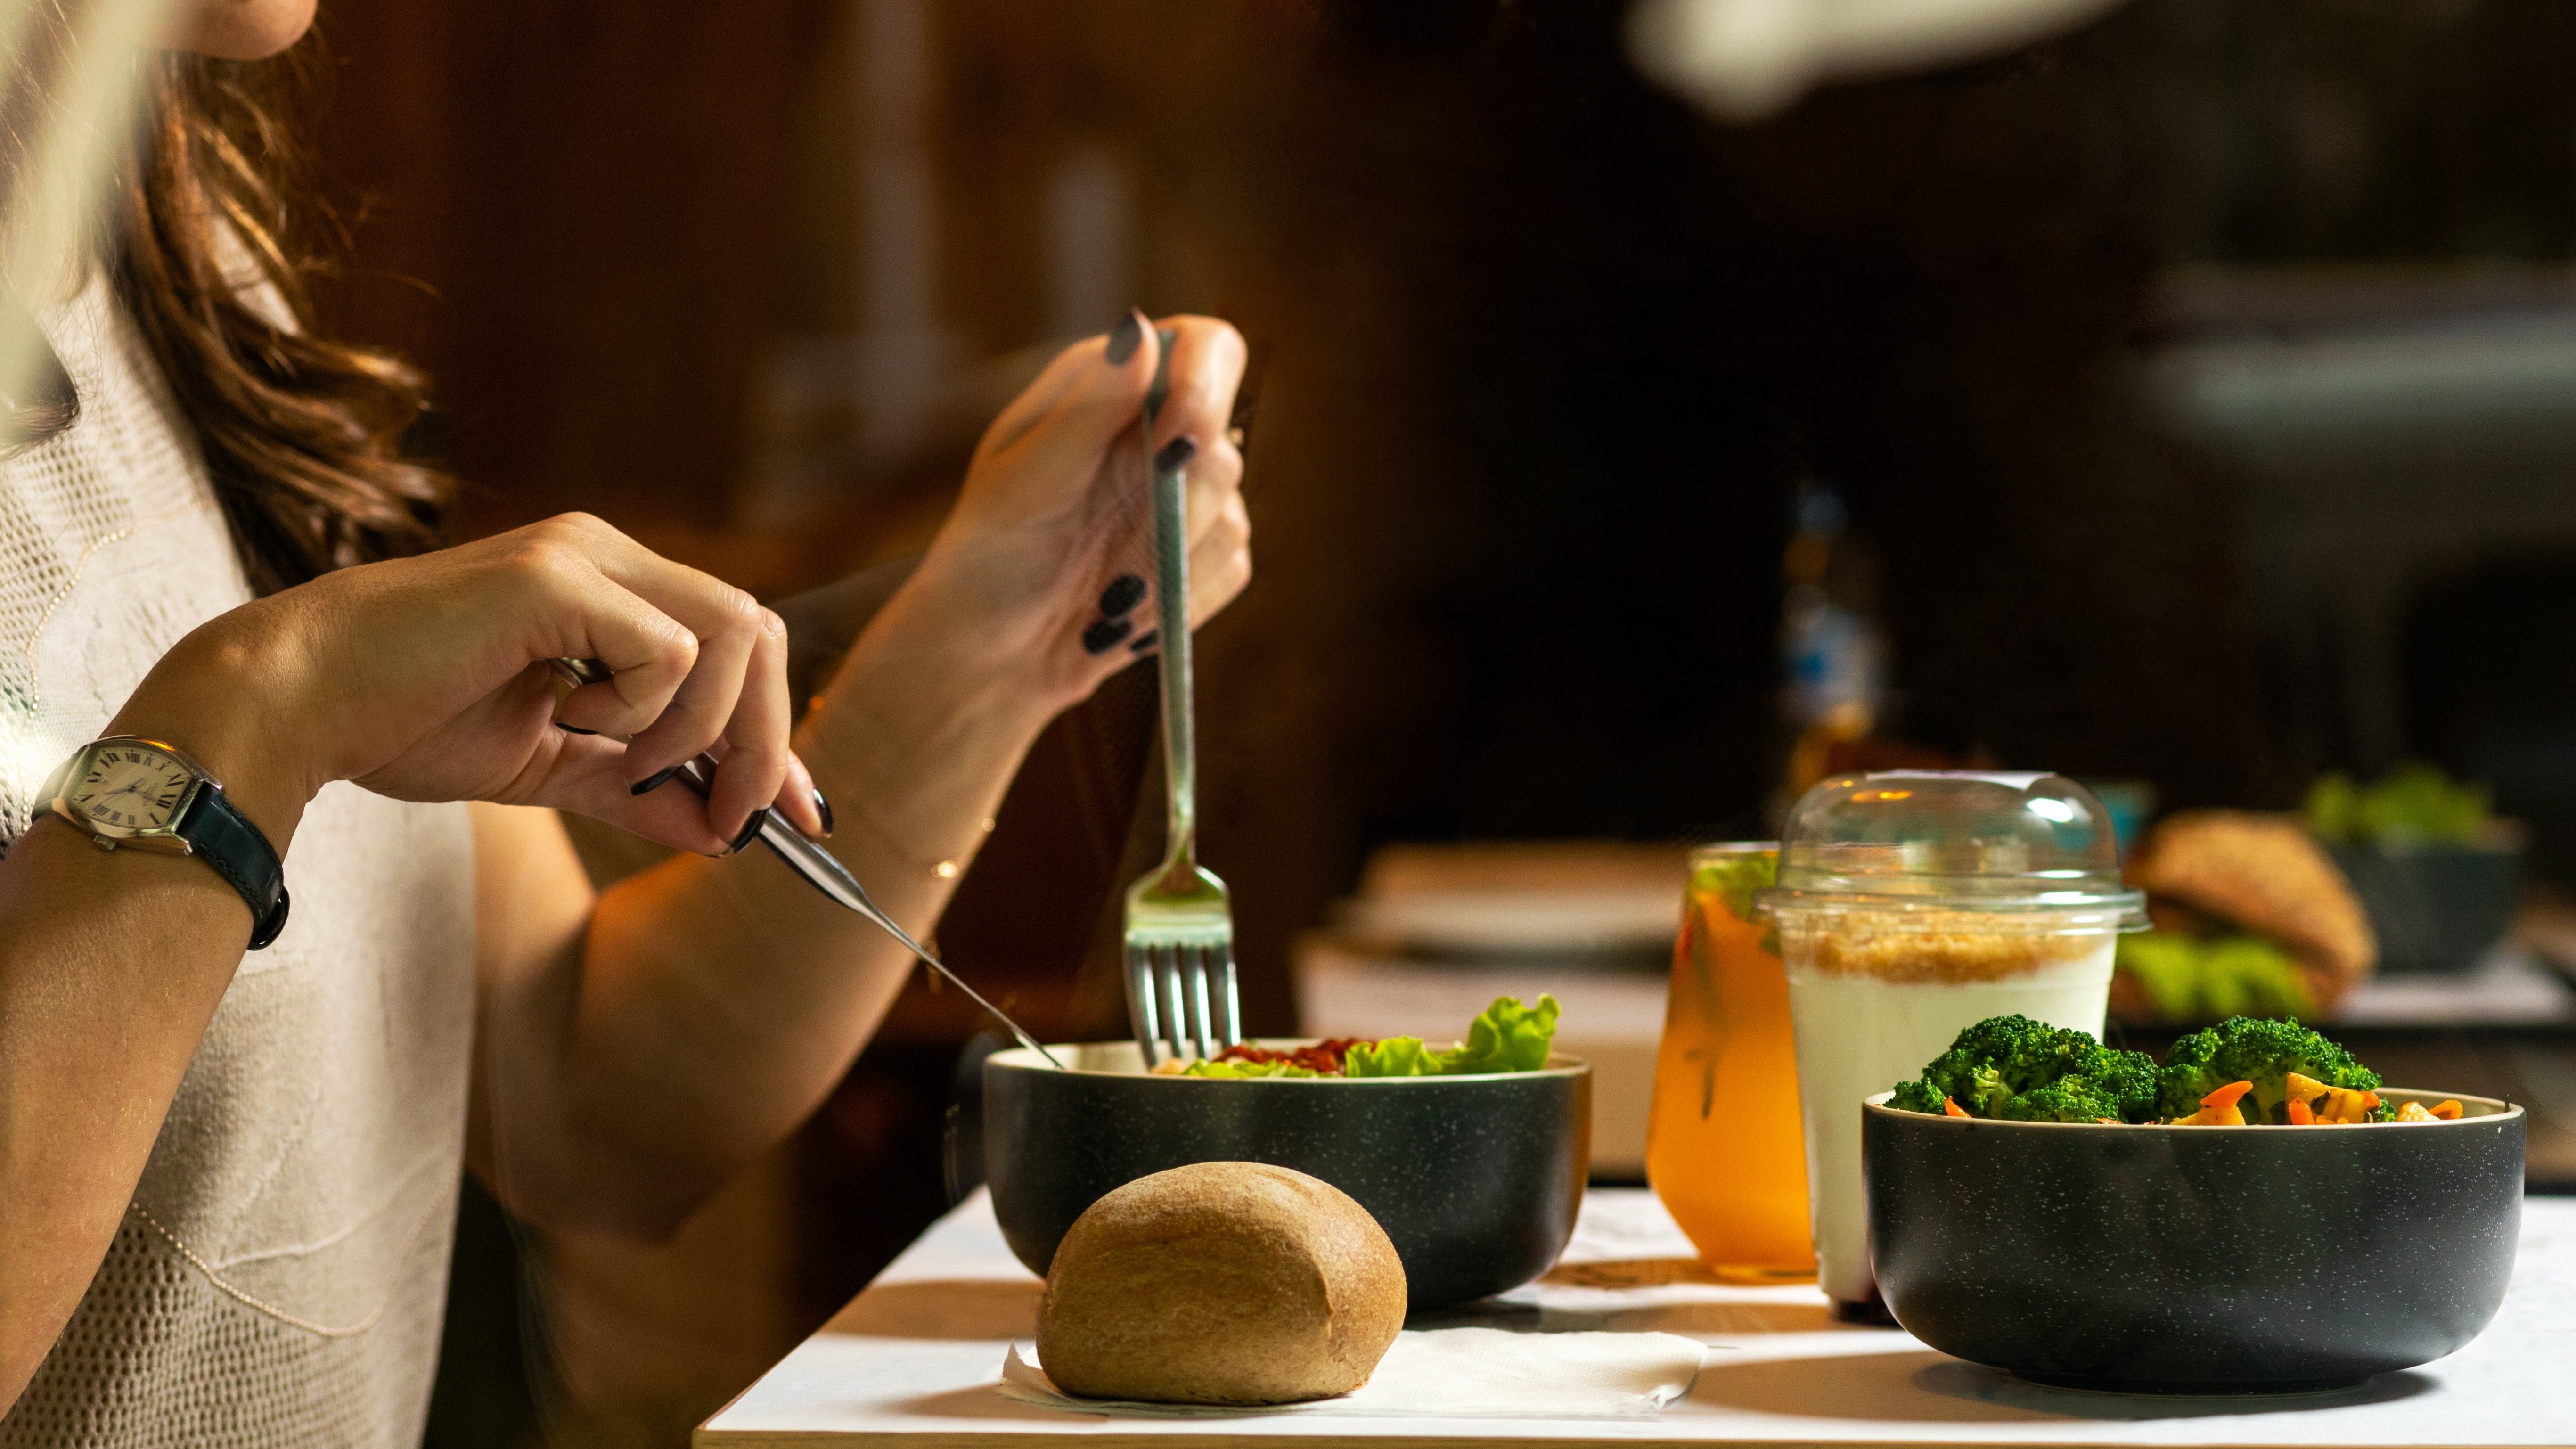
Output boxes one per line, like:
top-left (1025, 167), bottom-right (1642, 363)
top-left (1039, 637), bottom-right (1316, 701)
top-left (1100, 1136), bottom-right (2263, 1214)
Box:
top-left (9, 31), bottom-right (451, 595)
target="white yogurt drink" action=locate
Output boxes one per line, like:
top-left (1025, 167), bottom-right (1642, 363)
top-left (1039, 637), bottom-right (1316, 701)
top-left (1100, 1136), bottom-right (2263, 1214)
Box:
top-left (1781, 925), bottom-right (2116, 1310)
top-left (1756, 770), bottom-right (2147, 1316)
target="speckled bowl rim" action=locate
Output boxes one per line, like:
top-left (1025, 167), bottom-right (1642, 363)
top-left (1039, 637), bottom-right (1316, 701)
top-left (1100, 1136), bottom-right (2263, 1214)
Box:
top-left (987, 1040), bottom-right (1591, 1083)
top-left (1863, 1088), bottom-right (2523, 1129)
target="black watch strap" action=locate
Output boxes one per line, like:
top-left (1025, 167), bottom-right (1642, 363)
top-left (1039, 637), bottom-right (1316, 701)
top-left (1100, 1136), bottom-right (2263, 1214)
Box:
top-left (174, 783), bottom-right (291, 950)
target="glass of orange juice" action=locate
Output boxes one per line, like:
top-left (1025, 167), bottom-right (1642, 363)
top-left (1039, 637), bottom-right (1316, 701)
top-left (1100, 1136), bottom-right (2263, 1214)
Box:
top-left (1645, 842), bottom-right (1814, 1282)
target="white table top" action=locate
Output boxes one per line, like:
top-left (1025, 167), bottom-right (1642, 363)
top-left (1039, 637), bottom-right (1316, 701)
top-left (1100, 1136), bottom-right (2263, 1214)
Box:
top-left (699, 1187), bottom-right (2576, 1448)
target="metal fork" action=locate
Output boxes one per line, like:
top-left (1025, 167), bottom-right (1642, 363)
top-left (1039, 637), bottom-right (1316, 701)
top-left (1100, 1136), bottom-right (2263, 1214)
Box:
top-left (1121, 338), bottom-right (1241, 1066)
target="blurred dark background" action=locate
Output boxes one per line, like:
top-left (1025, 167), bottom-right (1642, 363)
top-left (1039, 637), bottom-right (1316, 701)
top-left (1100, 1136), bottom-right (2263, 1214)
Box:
top-left (291, 1), bottom-right (2576, 1443)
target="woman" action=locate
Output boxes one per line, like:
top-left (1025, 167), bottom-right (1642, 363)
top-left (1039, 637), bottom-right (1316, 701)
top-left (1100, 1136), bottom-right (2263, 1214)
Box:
top-left (0, 2), bottom-right (1251, 1442)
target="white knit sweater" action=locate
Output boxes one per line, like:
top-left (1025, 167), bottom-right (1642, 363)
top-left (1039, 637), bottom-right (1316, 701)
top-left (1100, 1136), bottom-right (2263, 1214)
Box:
top-left (0, 272), bottom-right (475, 1448)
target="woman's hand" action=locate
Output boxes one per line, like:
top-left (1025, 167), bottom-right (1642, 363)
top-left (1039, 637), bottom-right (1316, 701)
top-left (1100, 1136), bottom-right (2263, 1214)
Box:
top-left (110, 513), bottom-right (825, 854)
top-left (887, 311), bottom-right (1253, 710)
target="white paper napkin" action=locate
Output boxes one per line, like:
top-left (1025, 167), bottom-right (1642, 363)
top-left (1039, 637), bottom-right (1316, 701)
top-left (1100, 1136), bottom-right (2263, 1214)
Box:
top-left (998, 1326), bottom-right (1705, 1418)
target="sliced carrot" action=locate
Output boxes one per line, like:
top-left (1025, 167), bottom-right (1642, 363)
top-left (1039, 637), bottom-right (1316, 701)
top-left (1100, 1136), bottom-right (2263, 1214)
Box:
top-left (2430, 1100), bottom-right (2464, 1121)
top-left (2358, 1090), bottom-right (2381, 1111)
top-left (2200, 1080), bottom-right (2255, 1112)
top-left (2287, 1099), bottom-right (2313, 1126)
top-left (1942, 1096), bottom-right (1969, 1119)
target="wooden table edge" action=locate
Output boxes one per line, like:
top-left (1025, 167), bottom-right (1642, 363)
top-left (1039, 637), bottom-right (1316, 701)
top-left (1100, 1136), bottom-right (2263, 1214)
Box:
top-left (695, 1423), bottom-right (2576, 1433)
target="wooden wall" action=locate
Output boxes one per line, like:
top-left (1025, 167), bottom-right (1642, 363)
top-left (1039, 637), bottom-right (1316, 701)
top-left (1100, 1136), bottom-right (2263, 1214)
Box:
top-left (292, 3), bottom-right (2576, 1445)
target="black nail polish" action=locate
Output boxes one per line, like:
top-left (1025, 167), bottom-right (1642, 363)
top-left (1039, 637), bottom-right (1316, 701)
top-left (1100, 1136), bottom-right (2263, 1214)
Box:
top-left (812, 788), bottom-right (834, 838)
top-left (1081, 616), bottom-right (1134, 655)
top-left (556, 722), bottom-right (597, 736)
top-left (1098, 573), bottom-right (1146, 616)
top-left (1153, 436), bottom-right (1198, 474)
top-left (1129, 630), bottom-right (1159, 655)
top-left (730, 807), bottom-right (771, 855)
top-left (1105, 311), bottom-right (1143, 365)
top-left (631, 764), bottom-right (682, 796)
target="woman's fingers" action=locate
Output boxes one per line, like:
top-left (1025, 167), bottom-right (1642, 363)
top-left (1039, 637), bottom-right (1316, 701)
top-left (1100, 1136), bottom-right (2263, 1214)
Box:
top-left (775, 752), bottom-right (827, 839)
top-left (1187, 488), bottom-right (1254, 628)
top-left (977, 322), bottom-right (1137, 462)
top-left (1146, 316), bottom-right (1248, 467)
top-left (498, 514), bottom-right (799, 841)
top-left (985, 312), bottom-right (1238, 472)
top-left (1172, 355), bottom-right (1249, 629)
top-left (1181, 419), bottom-right (1245, 543)
top-left (522, 734), bottom-right (736, 854)
top-left (515, 533), bottom-right (698, 739)
top-left (1105, 434), bottom-right (1251, 661)
top-left (553, 518), bottom-right (794, 819)
top-left (316, 512), bottom-right (827, 852)
top-left (976, 311), bottom-right (1159, 493)
top-left (699, 605), bottom-right (800, 841)
top-left (1078, 323), bottom-right (1251, 657)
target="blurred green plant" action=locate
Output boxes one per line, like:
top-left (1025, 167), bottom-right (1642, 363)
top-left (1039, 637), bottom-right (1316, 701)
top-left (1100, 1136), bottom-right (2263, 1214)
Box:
top-left (1693, 851), bottom-right (1776, 924)
top-left (2305, 763), bottom-right (2491, 847)
top-left (2116, 931), bottom-right (2315, 1023)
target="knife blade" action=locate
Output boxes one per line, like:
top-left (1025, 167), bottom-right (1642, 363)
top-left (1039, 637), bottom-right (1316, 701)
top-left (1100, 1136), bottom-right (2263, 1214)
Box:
top-left (547, 657), bottom-right (1063, 1068)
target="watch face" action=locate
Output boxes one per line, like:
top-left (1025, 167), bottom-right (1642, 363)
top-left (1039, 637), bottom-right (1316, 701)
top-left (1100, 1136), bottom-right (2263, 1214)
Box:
top-left (68, 743), bottom-right (194, 836)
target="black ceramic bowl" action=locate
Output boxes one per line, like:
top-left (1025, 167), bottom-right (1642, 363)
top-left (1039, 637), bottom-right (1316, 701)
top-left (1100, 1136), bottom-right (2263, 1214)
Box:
top-left (2328, 840), bottom-right (2523, 974)
top-left (984, 1040), bottom-right (1590, 1308)
top-left (1864, 1090), bottom-right (2524, 1393)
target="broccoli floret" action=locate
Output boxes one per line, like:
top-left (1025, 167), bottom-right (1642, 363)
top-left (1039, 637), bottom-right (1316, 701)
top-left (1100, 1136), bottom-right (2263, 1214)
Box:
top-left (1895, 1015), bottom-right (2161, 1124)
top-left (2077, 1045), bottom-right (2162, 1122)
top-left (1889, 1079), bottom-right (1949, 1115)
top-left (1914, 1015), bottom-right (2065, 1104)
top-left (1996, 1080), bottom-right (2125, 1123)
top-left (2156, 1016), bottom-right (2381, 1123)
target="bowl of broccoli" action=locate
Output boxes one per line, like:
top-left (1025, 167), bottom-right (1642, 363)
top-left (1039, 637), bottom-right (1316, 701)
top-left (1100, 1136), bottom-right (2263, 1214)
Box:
top-left (1865, 1015), bottom-right (2524, 1393)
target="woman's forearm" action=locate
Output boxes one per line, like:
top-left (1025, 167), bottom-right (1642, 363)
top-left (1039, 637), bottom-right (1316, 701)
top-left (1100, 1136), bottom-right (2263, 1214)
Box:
top-left (474, 577), bottom-right (1067, 1237)
top-left (470, 317), bottom-right (1251, 1237)
top-left (0, 711), bottom-right (307, 1410)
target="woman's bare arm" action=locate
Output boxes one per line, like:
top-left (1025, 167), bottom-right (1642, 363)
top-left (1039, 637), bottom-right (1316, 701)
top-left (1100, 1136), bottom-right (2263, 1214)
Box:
top-left (466, 316), bottom-right (1253, 1237)
top-left (0, 514), bottom-right (817, 1411)
top-left (462, 614), bottom-right (1049, 1236)
top-left (0, 728), bottom-right (306, 1410)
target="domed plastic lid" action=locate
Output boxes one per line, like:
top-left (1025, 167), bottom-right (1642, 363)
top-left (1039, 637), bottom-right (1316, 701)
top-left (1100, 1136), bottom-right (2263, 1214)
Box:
top-left (1756, 770), bottom-right (2145, 928)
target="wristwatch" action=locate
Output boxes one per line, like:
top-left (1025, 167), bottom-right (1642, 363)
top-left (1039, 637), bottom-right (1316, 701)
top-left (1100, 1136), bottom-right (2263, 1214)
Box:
top-left (38, 736), bottom-right (291, 950)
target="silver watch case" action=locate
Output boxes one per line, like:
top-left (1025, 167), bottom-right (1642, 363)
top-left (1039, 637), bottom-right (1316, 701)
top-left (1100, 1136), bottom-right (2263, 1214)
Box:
top-left (40, 736), bottom-right (214, 857)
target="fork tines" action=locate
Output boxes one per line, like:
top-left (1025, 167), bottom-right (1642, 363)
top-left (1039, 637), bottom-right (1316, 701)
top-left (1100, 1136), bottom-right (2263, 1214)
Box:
top-left (1124, 939), bottom-right (1240, 1067)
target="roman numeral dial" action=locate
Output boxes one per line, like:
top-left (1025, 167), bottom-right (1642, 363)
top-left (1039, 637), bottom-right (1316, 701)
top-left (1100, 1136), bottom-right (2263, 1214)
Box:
top-left (65, 743), bottom-right (195, 835)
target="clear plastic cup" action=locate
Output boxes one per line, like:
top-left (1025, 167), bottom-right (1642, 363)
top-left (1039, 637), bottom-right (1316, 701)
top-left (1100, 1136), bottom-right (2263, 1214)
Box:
top-left (1755, 771), bottom-right (2144, 1318)
top-left (1646, 843), bottom-right (1813, 1282)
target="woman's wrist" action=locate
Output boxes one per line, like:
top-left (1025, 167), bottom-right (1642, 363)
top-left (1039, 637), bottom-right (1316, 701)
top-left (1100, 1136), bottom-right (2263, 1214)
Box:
top-left (874, 542), bottom-right (1104, 721)
top-left (101, 609), bottom-right (320, 848)
top-left (818, 574), bottom-right (1066, 751)
top-left (796, 565), bottom-right (1066, 867)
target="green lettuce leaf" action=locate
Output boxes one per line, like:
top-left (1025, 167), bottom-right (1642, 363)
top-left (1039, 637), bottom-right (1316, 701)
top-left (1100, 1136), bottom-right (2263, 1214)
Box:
top-left (1437, 994), bottom-right (1562, 1074)
top-left (1343, 1037), bottom-right (1443, 1076)
top-left (1190, 995), bottom-right (1563, 1079)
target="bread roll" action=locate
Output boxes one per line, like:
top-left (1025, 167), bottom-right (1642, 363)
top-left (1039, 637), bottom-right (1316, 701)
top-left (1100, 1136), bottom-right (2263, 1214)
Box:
top-left (2127, 810), bottom-right (2377, 999)
top-left (1034, 1162), bottom-right (1406, 1405)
